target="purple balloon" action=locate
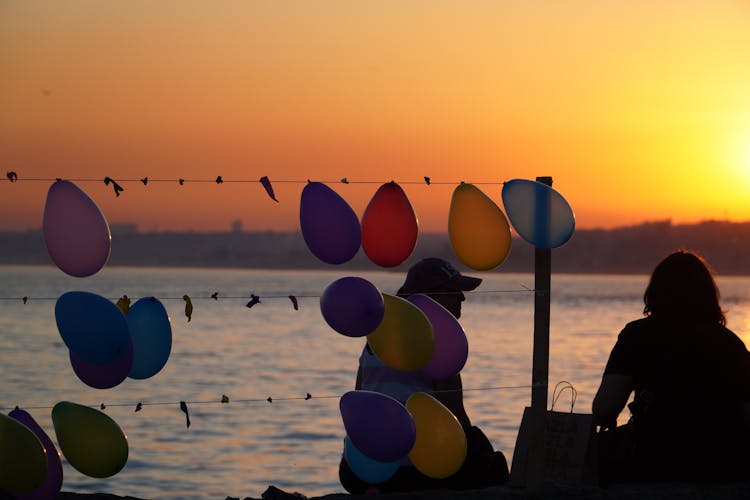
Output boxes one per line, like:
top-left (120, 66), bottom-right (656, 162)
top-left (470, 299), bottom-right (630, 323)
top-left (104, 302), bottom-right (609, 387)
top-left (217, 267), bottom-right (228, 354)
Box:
top-left (70, 340), bottom-right (134, 389)
top-left (127, 297), bottom-right (172, 379)
top-left (408, 294), bottom-right (469, 379)
top-left (43, 179), bottom-right (111, 277)
top-left (300, 182), bottom-right (361, 265)
top-left (55, 291), bottom-right (131, 365)
top-left (9, 407), bottom-right (63, 500)
top-left (320, 277), bottom-right (384, 337)
top-left (340, 390), bottom-right (416, 462)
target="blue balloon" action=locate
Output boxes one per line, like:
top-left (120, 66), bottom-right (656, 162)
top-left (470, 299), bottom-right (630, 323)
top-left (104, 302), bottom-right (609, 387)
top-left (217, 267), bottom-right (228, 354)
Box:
top-left (501, 179), bottom-right (575, 249)
top-left (55, 291), bottom-right (131, 365)
top-left (339, 390), bottom-right (416, 462)
top-left (343, 436), bottom-right (400, 484)
top-left (127, 297), bottom-right (172, 379)
top-left (320, 277), bottom-right (384, 337)
top-left (300, 182), bottom-right (361, 265)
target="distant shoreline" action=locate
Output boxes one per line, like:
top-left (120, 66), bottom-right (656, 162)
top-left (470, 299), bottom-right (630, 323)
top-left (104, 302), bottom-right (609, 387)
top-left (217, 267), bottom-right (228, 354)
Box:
top-left (2, 219), bottom-right (750, 275)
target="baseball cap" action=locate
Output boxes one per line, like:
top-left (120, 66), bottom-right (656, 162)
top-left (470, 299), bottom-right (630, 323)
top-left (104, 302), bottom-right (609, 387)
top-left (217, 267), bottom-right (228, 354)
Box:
top-left (397, 257), bottom-right (482, 295)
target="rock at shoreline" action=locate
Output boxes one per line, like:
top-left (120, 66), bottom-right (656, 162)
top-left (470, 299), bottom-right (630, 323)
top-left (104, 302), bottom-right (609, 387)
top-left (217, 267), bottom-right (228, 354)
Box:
top-left (239, 481), bottom-right (750, 500)
top-left (2, 481), bottom-right (748, 500)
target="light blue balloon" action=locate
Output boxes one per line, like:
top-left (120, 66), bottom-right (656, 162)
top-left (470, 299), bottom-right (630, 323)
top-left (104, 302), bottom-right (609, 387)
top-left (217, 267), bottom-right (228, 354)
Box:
top-left (501, 179), bottom-right (575, 249)
top-left (55, 291), bottom-right (130, 365)
top-left (344, 436), bottom-right (400, 484)
top-left (127, 297), bottom-right (172, 379)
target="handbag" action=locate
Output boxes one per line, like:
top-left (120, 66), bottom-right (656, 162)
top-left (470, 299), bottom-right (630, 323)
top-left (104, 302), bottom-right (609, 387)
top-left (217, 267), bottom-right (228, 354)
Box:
top-left (509, 381), bottom-right (598, 486)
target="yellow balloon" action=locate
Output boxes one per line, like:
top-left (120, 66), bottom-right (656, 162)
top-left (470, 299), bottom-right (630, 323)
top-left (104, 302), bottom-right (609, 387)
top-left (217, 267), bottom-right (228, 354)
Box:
top-left (0, 412), bottom-right (47, 493)
top-left (449, 183), bottom-right (511, 270)
top-left (367, 294), bottom-right (434, 371)
top-left (52, 402), bottom-right (128, 478)
top-left (406, 392), bottom-right (467, 479)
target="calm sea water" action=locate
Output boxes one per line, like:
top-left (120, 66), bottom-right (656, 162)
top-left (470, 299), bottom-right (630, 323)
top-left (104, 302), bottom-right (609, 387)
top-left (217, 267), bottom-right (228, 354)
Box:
top-left (2, 265), bottom-right (750, 499)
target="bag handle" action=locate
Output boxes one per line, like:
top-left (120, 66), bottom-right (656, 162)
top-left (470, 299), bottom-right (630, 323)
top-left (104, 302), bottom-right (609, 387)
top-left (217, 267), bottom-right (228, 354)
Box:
top-left (550, 380), bottom-right (577, 412)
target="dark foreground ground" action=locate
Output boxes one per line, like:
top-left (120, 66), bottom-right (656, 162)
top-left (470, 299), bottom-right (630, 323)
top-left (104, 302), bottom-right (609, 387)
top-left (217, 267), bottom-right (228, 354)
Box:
top-left (17, 480), bottom-right (747, 500)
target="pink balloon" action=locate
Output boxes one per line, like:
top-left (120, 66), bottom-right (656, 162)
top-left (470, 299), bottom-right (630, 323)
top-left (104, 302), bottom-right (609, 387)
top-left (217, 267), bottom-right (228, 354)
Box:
top-left (43, 180), bottom-right (111, 277)
top-left (361, 182), bottom-right (418, 268)
top-left (408, 294), bottom-right (468, 379)
top-left (9, 407), bottom-right (64, 500)
top-left (70, 340), bottom-right (134, 389)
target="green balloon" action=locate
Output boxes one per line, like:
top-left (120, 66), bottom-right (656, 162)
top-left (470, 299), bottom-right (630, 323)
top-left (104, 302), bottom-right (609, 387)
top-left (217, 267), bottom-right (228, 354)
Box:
top-left (367, 294), bottom-right (435, 371)
top-left (52, 401), bottom-right (128, 478)
top-left (0, 412), bottom-right (47, 492)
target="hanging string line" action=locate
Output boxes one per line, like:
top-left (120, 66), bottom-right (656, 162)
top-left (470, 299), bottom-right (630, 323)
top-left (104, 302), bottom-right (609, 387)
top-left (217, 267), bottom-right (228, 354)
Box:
top-left (1, 177), bottom-right (508, 185)
top-left (0, 288), bottom-right (538, 303)
top-left (1, 384), bottom-right (545, 412)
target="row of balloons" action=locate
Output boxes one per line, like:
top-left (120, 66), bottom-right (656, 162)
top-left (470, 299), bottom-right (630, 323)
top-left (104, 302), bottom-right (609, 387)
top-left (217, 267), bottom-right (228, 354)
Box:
top-left (302, 179), bottom-right (575, 271)
top-left (41, 178), bottom-right (575, 278)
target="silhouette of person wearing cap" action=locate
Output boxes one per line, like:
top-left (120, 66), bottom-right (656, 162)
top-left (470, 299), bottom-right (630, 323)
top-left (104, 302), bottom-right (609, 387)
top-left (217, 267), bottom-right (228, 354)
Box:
top-left (339, 258), bottom-right (509, 493)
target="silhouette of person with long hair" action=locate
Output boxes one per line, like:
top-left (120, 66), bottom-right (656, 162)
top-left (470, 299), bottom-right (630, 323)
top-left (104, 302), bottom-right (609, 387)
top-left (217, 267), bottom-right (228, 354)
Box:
top-left (593, 250), bottom-right (750, 484)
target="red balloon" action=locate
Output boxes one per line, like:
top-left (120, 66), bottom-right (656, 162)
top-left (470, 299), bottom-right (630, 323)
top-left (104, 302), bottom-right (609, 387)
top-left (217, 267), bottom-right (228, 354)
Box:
top-left (361, 182), bottom-right (418, 267)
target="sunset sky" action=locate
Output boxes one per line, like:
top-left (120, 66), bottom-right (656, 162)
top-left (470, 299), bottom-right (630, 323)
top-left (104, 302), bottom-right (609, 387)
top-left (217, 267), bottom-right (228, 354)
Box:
top-left (1, 1), bottom-right (749, 233)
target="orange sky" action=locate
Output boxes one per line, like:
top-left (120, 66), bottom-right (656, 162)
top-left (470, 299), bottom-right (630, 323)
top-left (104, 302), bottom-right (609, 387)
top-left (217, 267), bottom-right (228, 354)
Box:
top-left (1, 1), bottom-right (749, 233)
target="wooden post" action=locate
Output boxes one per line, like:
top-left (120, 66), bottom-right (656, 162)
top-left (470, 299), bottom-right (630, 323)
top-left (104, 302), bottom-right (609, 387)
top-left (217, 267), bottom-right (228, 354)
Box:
top-left (527, 175), bottom-right (552, 487)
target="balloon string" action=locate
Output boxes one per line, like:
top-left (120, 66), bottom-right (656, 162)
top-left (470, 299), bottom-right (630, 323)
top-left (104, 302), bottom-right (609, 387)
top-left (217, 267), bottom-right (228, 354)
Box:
top-left (0, 289), bottom-right (537, 303)
top-left (1, 177), bottom-right (507, 185)
top-left (0, 384), bottom-right (543, 412)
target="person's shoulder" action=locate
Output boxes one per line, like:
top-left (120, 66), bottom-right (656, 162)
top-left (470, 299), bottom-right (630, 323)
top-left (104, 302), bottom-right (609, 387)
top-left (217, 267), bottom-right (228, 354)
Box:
top-left (615, 317), bottom-right (667, 350)
top-left (619, 317), bottom-right (652, 337)
top-left (716, 325), bottom-right (750, 352)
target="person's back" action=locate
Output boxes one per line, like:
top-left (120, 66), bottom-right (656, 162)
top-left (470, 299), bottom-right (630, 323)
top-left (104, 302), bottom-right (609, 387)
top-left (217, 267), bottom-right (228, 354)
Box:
top-left (613, 317), bottom-right (750, 481)
top-left (594, 250), bottom-right (750, 484)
